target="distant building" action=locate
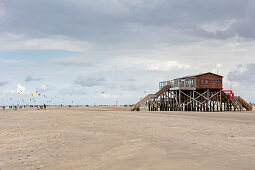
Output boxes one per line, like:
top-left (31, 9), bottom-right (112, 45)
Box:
top-left (159, 72), bottom-right (223, 90)
top-left (133, 72), bottom-right (252, 112)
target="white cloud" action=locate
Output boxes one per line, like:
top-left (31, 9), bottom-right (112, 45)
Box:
top-left (200, 20), bottom-right (236, 34)
top-left (0, 33), bottom-right (91, 52)
top-left (147, 60), bottom-right (190, 71)
top-left (54, 55), bottom-right (190, 72)
top-left (105, 57), bottom-right (190, 71)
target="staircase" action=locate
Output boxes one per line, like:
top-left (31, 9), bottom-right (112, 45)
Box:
top-left (230, 97), bottom-right (242, 111)
top-left (235, 96), bottom-right (252, 111)
top-left (132, 94), bottom-right (156, 111)
top-left (222, 92), bottom-right (241, 111)
top-left (132, 84), bottom-right (172, 111)
top-left (222, 92), bottom-right (252, 111)
top-left (155, 84), bottom-right (172, 97)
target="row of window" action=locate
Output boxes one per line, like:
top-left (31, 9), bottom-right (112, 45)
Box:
top-left (201, 79), bottom-right (221, 85)
top-left (185, 80), bottom-right (194, 87)
top-left (159, 81), bottom-right (174, 89)
top-left (174, 79), bottom-right (195, 87)
top-left (172, 79), bottom-right (222, 87)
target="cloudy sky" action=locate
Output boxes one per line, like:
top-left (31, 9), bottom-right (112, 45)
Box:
top-left (0, 0), bottom-right (254, 105)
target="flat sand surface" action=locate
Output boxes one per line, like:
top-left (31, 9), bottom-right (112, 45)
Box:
top-left (1, 106), bottom-right (255, 170)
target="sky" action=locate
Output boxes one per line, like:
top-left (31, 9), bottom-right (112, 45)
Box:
top-left (0, 0), bottom-right (254, 105)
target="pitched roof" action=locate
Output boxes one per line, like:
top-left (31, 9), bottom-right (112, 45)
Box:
top-left (175, 72), bottom-right (223, 80)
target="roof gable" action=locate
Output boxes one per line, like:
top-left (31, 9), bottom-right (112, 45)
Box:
top-left (175, 72), bottom-right (223, 80)
top-left (196, 72), bottom-right (223, 77)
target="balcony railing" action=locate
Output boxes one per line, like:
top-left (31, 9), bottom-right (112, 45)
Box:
top-left (159, 80), bottom-right (174, 89)
top-left (160, 79), bottom-right (195, 90)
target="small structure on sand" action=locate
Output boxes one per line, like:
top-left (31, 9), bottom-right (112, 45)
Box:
top-left (132, 72), bottom-right (252, 112)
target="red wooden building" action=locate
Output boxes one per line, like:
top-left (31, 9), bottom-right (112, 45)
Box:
top-left (134, 72), bottom-right (252, 112)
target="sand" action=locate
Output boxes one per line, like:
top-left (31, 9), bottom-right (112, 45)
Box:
top-left (0, 106), bottom-right (255, 170)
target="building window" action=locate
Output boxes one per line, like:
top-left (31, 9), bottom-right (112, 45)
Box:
top-left (213, 80), bottom-right (215, 83)
top-left (180, 80), bottom-right (184, 87)
top-left (219, 80), bottom-right (222, 83)
top-left (185, 80), bottom-right (189, 87)
top-left (216, 80), bottom-right (218, 83)
top-left (160, 82), bottom-right (164, 89)
top-left (209, 80), bottom-right (211, 83)
top-left (205, 80), bottom-right (208, 84)
top-left (174, 80), bottom-right (179, 87)
top-left (190, 80), bottom-right (194, 87)
top-left (201, 80), bottom-right (204, 84)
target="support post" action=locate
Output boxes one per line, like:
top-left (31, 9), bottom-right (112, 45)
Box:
top-left (220, 90), bottom-right (222, 111)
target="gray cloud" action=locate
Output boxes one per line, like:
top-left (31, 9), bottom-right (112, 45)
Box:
top-left (74, 76), bottom-right (106, 87)
top-left (0, 81), bottom-right (8, 86)
top-left (192, 19), bottom-right (255, 40)
top-left (228, 63), bottom-right (255, 85)
top-left (227, 20), bottom-right (255, 39)
top-left (1, 0), bottom-right (255, 43)
top-left (227, 63), bottom-right (255, 102)
top-left (25, 75), bottom-right (42, 82)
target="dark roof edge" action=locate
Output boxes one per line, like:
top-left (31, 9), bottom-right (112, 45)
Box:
top-left (196, 72), bottom-right (223, 77)
top-left (174, 72), bottom-right (223, 80)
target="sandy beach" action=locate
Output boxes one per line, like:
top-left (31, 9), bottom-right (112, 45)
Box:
top-left (0, 106), bottom-right (255, 170)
